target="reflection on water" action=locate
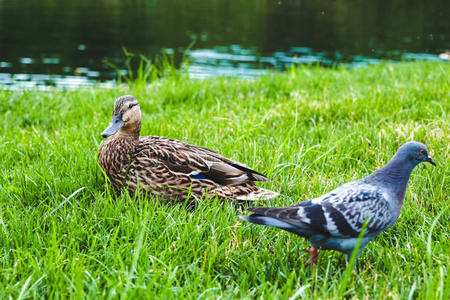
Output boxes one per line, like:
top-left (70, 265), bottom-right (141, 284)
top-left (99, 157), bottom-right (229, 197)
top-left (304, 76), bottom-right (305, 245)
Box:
top-left (0, 47), bottom-right (448, 89)
top-left (0, 73), bottom-right (114, 90)
top-left (185, 45), bottom-right (373, 79)
top-left (185, 46), bottom-right (450, 79)
top-left (0, 0), bottom-right (449, 88)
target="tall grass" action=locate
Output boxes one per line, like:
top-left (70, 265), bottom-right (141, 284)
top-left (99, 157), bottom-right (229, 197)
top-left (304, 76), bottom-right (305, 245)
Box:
top-left (105, 47), bottom-right (189, 87)
top-left (0, 62), bottom-right (448, 298)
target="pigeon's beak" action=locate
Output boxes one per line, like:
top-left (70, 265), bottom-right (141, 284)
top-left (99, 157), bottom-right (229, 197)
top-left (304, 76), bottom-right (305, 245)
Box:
top-left (426, 157), bottom-right (436, 166)
top-left (101, 114), bottom-right (123, 138)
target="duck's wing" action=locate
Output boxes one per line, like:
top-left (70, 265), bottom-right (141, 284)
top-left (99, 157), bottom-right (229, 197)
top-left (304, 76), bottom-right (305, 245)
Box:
top-left (135, 136), bottom-right (269, 186)
top-left (240, 184), bottom-right (392, 238)
top-left (127, 155), bottom-right (277, 200)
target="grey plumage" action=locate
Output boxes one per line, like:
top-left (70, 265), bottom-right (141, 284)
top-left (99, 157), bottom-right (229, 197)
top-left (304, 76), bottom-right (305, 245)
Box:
top-left (239, 142), bottom-right (435, 262)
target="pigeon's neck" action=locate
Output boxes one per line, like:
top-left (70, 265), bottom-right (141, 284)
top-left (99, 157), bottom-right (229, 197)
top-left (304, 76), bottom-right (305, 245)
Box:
top-left (366, 155), bottom-right (416, 204)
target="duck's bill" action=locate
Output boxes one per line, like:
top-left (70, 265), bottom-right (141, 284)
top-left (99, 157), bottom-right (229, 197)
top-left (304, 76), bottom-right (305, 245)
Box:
top-left (426, 157), bottom-right (436, 166)
top-left (101, 114), bottom-right (122, 138)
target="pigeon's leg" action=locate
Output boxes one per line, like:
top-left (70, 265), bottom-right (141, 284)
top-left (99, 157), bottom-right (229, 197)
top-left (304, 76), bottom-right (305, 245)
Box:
top-left (304, 248), bottom-right (319, 265)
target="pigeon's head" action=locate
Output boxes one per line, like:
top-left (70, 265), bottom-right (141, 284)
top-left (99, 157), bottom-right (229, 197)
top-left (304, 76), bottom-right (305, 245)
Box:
top-left (102, 95), bottom-right (142, 138)
top-left (396, 141), bottom-right (436, 167)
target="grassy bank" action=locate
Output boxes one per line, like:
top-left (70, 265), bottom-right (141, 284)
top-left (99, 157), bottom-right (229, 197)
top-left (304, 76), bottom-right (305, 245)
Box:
top-left (0, 62), bottom-right (448, 299)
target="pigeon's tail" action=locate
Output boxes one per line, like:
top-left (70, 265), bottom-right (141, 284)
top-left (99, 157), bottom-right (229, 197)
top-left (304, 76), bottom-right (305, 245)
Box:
top-left (238, 206), bottom-right (315, 237)
top-left (235, 188), bottom-right (279, 201)
top-left (238, 214), bottom-right (297, 231)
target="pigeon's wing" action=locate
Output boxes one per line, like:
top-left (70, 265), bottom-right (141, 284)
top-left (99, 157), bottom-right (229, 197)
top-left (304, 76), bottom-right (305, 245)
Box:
top-left (312, 183), bottom-right (393, 237)
top-left (241, 183), bottom-right (393, 238)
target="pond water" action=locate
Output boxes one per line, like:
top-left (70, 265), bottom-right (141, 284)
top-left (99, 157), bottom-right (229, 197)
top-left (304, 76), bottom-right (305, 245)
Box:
top-left (0, 0), bottom-right (449, 88)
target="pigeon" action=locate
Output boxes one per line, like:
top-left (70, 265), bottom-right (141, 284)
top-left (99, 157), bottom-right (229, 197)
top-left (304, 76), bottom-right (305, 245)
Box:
top-left (239, 142), bottom-right (435, 264)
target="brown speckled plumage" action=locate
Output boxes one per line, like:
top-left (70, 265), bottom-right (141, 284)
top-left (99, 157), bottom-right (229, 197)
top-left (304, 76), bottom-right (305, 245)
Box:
top-left (98, 95), bottom-right (279, 201)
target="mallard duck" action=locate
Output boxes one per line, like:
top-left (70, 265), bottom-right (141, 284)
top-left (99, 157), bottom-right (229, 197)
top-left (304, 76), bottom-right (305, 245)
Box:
top-left (98, 95), bottom-right (279, 201)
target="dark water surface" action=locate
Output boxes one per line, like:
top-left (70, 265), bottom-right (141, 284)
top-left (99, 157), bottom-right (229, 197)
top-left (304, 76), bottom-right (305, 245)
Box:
top-left (0, 0), bottom-right (449, 88)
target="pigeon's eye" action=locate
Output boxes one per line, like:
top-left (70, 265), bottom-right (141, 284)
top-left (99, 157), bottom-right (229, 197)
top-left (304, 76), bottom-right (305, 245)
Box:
top-left (419, 149), bottom-right (426, 155)
top-left (129, 103), bottom-right (134, 109)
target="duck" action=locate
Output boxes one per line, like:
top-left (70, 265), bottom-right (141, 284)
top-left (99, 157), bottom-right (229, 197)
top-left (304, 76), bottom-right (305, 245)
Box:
top-left (98, 95), bottom-right (279, 201)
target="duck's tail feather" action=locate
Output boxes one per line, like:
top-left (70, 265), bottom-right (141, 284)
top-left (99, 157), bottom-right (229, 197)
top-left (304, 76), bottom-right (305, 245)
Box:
top-left (236, 187), bottom-right (279, 201)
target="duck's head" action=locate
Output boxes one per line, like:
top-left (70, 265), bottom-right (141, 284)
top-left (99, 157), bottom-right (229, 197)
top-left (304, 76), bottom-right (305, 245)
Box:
top-left (101, 95), bottom-right (142, 138)
top-left (393, 141), bottom-right (436, 167)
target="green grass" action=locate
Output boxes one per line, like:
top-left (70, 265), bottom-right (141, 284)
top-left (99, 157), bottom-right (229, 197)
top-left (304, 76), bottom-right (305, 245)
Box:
top-left (0, 62), bottom-right (448, 299)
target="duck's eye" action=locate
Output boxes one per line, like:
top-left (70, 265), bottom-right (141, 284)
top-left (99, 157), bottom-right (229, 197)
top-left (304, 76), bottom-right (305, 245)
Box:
top-left (419, 149), bottom-right (426, 155)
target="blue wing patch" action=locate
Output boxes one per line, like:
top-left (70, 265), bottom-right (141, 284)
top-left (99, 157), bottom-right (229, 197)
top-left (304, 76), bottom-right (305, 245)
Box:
top-left (191, 173), bottom-right (209, 180)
